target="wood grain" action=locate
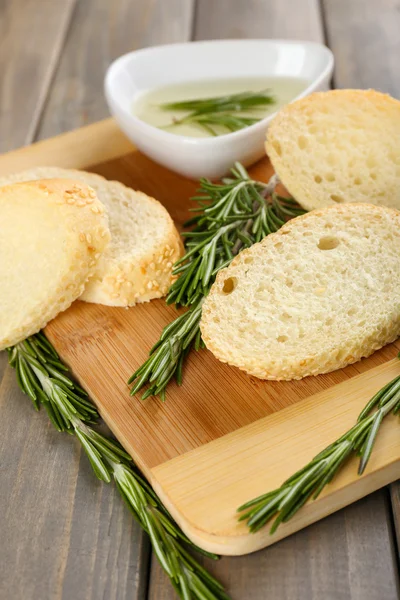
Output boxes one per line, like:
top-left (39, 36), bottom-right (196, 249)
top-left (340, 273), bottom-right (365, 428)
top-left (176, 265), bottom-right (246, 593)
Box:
top-left (37, 0), bottom-right (195, 140)
top-left (149, 492), bottom-right (400, 600)
top-left (0, 0), bottom-right (77, 152)
top-left (0, 361), bottom-right (150, 600)
top-left (1, 0), bottom-right (400, 597)
top-left (391, 482), bottom-right (400, 556)
top-left (19, 129), bottom-right (396, 554)
top-left (194, 0), bottom-right (324, 42)
top-left (150, 358), bottom-right (400, 553)
top-left (45, 276), bottom-right (400, 470)
top-left (323, 0), bottom-right (400, 96)
top-left (0, 1), bottom-right (193, 599)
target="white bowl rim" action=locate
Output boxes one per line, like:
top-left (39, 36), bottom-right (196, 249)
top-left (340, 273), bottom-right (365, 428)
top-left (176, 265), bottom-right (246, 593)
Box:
top-left (105, 38), bottom-right (334, 148)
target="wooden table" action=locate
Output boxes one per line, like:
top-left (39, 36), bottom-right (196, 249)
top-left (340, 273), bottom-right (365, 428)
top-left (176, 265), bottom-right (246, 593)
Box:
top-left (0, 1), bottom-right (399, 598)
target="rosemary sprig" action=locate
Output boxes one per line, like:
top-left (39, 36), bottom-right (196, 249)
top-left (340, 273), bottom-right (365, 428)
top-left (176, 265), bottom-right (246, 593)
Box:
top-left (160, 90), bottom-right (275, 136)
top-left (8, 334), bottom-right (229, 600)
top-left (129, 163), bottom-right (305, 399)
top-left (238, 369), bottom-right (400, 534)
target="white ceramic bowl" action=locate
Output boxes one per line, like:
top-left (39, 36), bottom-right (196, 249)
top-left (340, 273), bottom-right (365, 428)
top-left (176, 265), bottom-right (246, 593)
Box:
top-left (105, 39), bottom-right (334, 180)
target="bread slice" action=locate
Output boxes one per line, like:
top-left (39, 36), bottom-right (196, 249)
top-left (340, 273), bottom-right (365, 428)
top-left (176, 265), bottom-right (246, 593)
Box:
top-left (0, 179), bottom-right (110, 350)
top-left (0, 168), bottom-right (183, 306)
top-left (266, 89), bottom-right (400, 212)
top-left (200, 203), bottom-right (400, 380)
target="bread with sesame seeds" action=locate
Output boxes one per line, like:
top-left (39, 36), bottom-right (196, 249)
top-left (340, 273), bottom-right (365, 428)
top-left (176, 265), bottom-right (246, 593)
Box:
top-left (0, 168), bottom-right (183, 307)
top-left (200, 203), bottom-right (400, 381)
top-left (0, 179), bottom-right (110, 350)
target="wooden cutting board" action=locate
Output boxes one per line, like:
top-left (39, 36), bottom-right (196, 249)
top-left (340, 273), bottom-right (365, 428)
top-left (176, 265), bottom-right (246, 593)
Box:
top-left (2, 119), bottom-right (400, 555)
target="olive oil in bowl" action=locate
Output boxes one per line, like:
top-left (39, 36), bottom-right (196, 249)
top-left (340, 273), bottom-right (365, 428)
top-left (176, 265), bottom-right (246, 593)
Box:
top-left (133, 77), bottom-right (309, 138)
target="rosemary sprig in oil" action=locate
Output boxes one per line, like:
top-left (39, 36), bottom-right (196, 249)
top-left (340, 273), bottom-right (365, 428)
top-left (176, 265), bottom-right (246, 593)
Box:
top-left (160, 90), bottom-right (275, 136)
top-left (238, 369), bottom-right (400, 534)
top-left (8, 334), bottom-right (229, 600)
top-left (128, 163), bottom-right (305, 399)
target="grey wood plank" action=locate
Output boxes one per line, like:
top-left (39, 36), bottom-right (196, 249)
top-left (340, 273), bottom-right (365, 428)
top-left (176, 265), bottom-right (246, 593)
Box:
top-left (37, 0), bottom-right (195, 140)
top-left (147, 1), bottom-right (400, 599)
top-left (0, 0), bottom-right (77, 152)
top-left (323, 0), bottom-right (400, 573)
top-left (194, 0), bottom-right (324, 41)
top-left (391, 483), bottom-right (400, 558)
top-left (148, 493), bottom-right (400, 600)
top-left (0, 1), bottom-right (194, 599)
top-left (322, 0), bottom-right (400, 96)
top-left (0, 363), bottom-right (150, 600)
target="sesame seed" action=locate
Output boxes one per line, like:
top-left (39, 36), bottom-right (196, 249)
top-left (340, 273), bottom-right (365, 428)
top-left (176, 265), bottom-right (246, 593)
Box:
top-left (79, 233), bottom-right (85, 242)
top-left (147, 282), bottom-right (153, 290)
top-left (150, 262), bottom-right (155, 270)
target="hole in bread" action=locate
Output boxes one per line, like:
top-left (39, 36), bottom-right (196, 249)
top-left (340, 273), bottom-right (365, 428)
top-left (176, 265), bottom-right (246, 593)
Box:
top-left (325, 317), bottom-right (334, 326)
top-left (243, 256), bottom-right (254, 264)
top-left (318, 236), bottom-right (340, 250)
top-left (271, 140), bottom-right (282, 157)
top-left (347, 307), bottom-right (357, 316)
top-left (285, 278), bottom-right (293, 287)
top-left (314, 175), bottom-right (322, 184)
top-left (298, 135), bottom-right (308, 150)
top-left (222, 277), bottom-right (237, 294)
top-left (354, 177), bottom-right (362, 185)
top-left (309, 125), bottom-right (318, 134)
top-left (370, 173), bottom-right (377, 180)
top-left (330, 194), bottom-right (344, 203)
top-left (277, 335), bottom-right (288, 343)
top-left (325, 173), bottom-right (335, 182)
top-left (367, 156), bottom-right (377, 168)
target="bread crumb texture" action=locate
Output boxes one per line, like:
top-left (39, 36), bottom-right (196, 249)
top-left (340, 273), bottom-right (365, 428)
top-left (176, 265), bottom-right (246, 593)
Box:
top-left (200, 203), bottom-right (400, 380)
top-left (0, 168), bottom-right (183, 307)
top-left (266, 89), bottom-right (400, 211)
top-left (0, 179), bottom-right (110, 350)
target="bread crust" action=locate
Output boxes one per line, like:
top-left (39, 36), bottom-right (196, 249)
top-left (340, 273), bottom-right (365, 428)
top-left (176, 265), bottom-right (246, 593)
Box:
top-left (266, 89), bottom-right (400, 212)
top-left (201, 203), bottom-right (400, 380)
top-left (0, 168), bottom-right (183, 307)
top-left (0, 179), bottom-right (110, 349)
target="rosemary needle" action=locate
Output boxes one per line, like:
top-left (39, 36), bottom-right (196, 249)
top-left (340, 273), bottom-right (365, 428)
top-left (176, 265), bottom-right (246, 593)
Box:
top-left (8, 335), bottom-right (229, 600)
top-left (128, 163), bottom-right (305, 399)
top-left (159, 90), bottom-right (276, 136)
top-left (238, 369), bottom-right (400, 534)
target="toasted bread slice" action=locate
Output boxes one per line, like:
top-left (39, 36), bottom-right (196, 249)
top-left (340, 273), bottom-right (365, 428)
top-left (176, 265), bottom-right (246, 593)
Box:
top-left (266, 89), bottom-right (400, 211)
top-left (0, 168), bottom-right (182, 306)
top-left (201, 203), bottom-right (400, 380)
top-left (0, 179), bottom-right (110, 350)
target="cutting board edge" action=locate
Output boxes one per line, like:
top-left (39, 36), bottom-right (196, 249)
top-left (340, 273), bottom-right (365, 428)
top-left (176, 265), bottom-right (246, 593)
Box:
top-left (150, 459), bottom-right (400, 556)
top-left (0, 118), bottom-right (133, 176)
top-left (148, 358), bottom-right (400, 555)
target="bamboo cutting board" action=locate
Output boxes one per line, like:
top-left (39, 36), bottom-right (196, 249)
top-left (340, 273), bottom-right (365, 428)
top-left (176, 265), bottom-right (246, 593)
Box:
top-left (1, 119), bottom-right (400, 555)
